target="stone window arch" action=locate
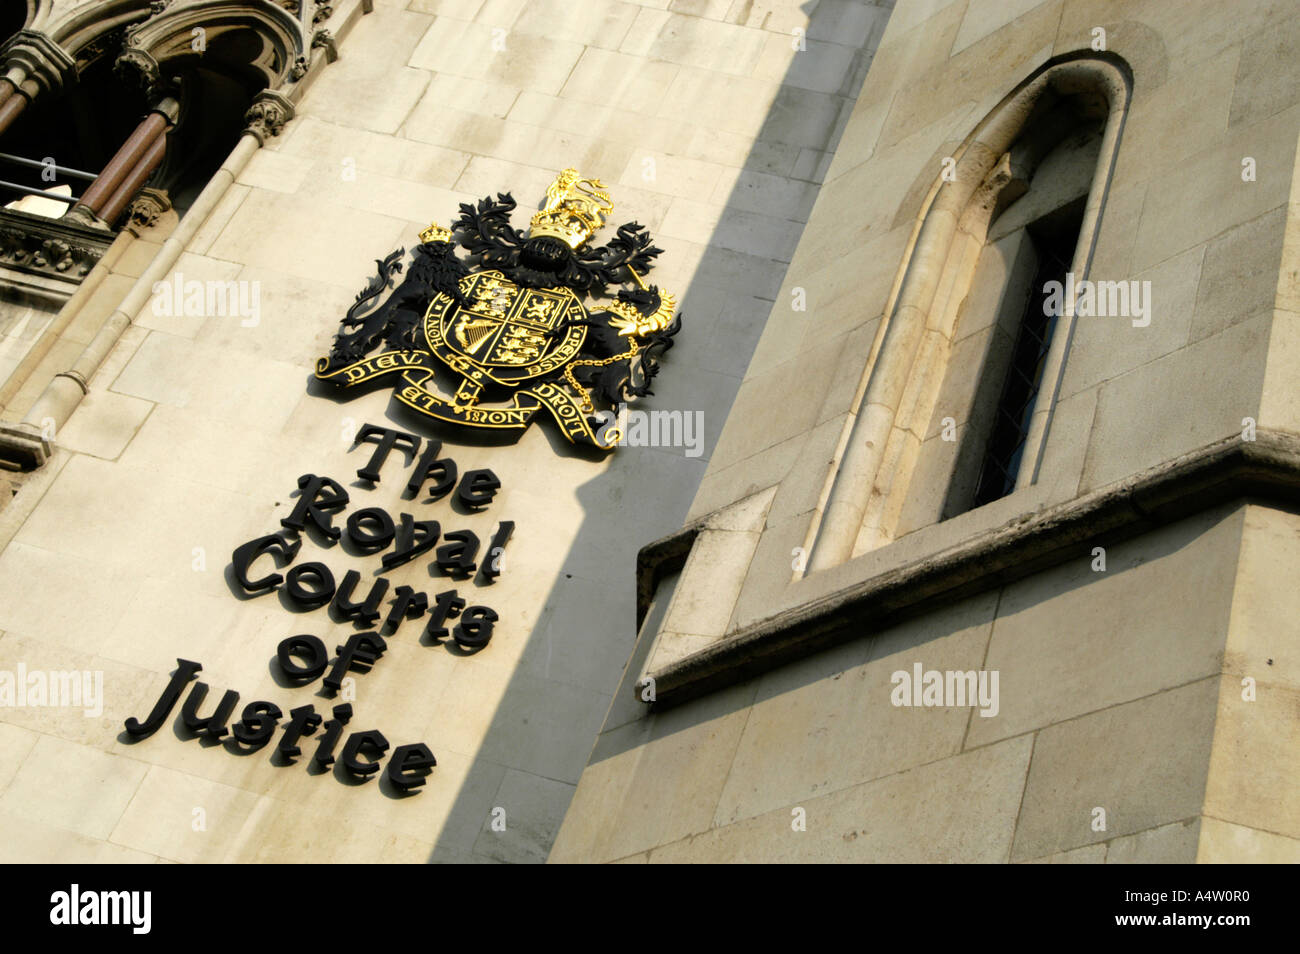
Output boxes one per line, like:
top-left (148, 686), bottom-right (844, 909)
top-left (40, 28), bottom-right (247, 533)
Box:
top-left (804, 52), bottom-right (1132, 574)
top-left (0, 1), bottom-right (309, 234)
top-left (0, 0), bottom-right (342, 468)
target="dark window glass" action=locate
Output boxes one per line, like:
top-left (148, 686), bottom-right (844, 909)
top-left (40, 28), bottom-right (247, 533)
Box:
top-left (968, 207), bottom-right (1081, 508)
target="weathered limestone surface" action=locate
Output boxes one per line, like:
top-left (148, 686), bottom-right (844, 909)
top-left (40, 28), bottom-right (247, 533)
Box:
top-left (554, 504), bottom-right (1300, 863)
top-left (680, 0), bottom-right (1300, 627)
top-left (553, 0), bottom-right (1300, 863)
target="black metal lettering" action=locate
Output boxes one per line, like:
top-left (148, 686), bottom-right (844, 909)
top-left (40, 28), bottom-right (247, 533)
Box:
top-left (280, 474), bottom-right (350, 540)
top-left (355, 424), bottom-right (420, 483)
top-left (124, 658), bottom-right (201, 738)
top-left (231, 532), bottom-right (301, 593)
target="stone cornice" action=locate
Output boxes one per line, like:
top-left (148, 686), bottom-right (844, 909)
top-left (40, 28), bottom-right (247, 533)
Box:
top-left (636, 522), bottom-right (701, 631)
top-left (642, 430), bottom-right (1300, 709)
top-left (0, 208), bottom-right (113, 284)
top-left (242, 88), bottom-right (295, 145)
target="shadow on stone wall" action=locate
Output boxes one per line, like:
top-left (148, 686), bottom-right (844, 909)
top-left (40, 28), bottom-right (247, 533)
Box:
top-left (425, 0), bottom-right (893, 864)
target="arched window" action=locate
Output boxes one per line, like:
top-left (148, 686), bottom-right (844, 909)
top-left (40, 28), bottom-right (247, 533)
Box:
top-left (803, 53), bottom-right (1131, 574)
top-left (0, 2), bottom-right (302, 371)
top-left (0, 0), bottom-right (325, 468)
top-left (0, 2), bottom-right (306, 233)
top-left (942, 108), bottom-right (1103, 518)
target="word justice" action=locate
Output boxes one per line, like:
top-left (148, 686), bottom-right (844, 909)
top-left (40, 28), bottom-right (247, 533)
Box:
top-left (125, 659), bottom-right (436, 791)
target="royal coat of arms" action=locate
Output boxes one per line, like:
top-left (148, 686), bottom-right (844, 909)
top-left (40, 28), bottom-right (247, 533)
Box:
top-left (315, 168), bottom-right (682, 449)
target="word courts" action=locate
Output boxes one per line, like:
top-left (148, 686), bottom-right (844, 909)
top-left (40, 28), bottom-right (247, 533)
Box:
top-left (232, 423), bottom-right (515, 646)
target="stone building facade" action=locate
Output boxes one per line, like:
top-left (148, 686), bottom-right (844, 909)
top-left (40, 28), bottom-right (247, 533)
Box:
top-left (0, 0), bottom-right (893, 862)
top-left (551, 0), bottom-right (1300, 863)
top-left (1, 0), bottom-right (1294, 867)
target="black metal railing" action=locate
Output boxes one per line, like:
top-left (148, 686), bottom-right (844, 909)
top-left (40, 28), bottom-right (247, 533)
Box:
top-left (0, 151), bottom-right (97, 208)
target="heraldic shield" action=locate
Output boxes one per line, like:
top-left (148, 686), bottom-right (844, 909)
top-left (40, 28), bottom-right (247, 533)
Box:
top-left (315, 168), bottom-right (682, 450)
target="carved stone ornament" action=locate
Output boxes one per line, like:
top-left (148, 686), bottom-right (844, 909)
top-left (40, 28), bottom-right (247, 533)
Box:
top-left (0, 210), bottom-right (113, 285)
top-left (75, 26), bottom-right (127, 70)
top-left (126, 188), bottom-right (172, 231)
top-left (0, 31), bottom-right (78, 98)
top-left (243, 90), bottom-right (296, 144)
top-left (312, 29), bottom-right (337, 62)
top-left (114, 47), bottom-right (162, 90)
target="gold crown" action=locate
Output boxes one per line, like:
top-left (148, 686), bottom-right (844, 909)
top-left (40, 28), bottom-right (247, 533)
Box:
top-left (419, 221), bottom-right (453, 243)
top-left (528, 168), bottom-right (613, 248)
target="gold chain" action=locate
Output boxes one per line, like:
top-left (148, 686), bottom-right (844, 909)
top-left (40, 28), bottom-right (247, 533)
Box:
top-left (564, 340), bottom-right (640, 414)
